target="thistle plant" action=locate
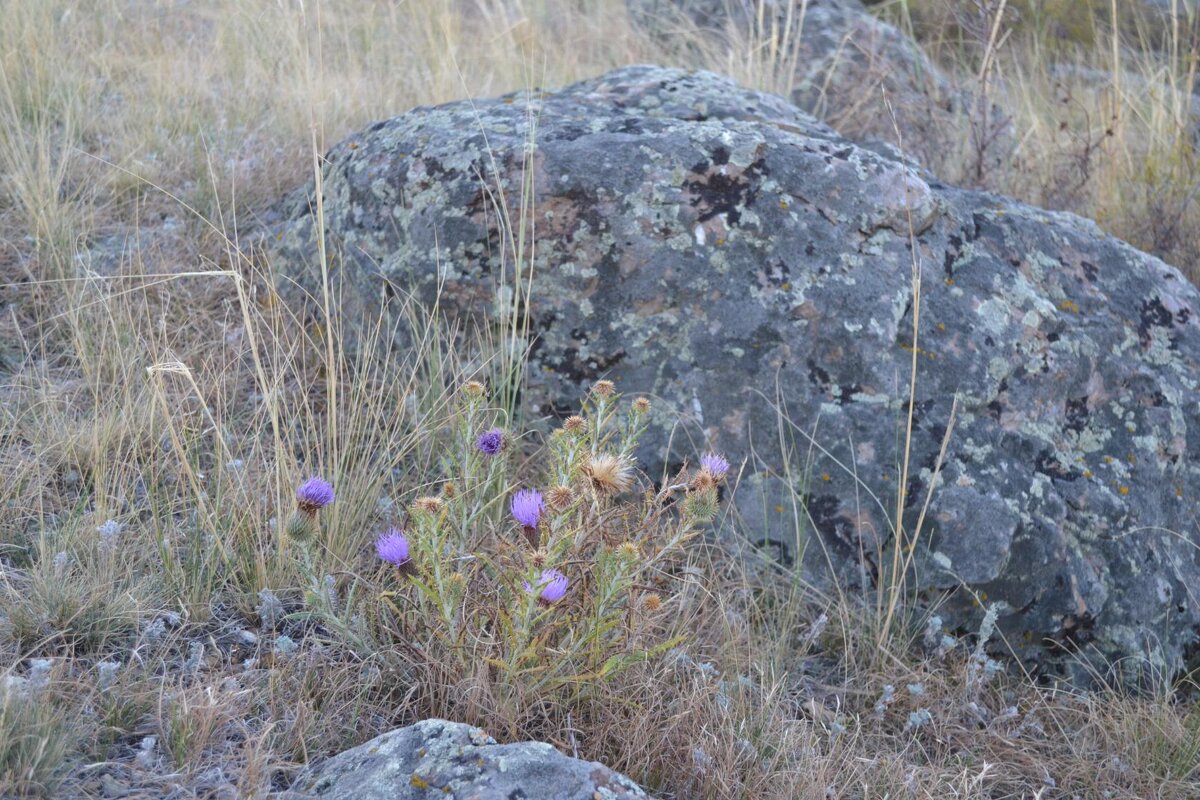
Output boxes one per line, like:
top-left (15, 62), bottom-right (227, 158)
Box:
top-left (361, 380), bottom-right (730, 729)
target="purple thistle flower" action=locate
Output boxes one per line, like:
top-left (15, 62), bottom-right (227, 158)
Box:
top-left (375, 528), bottom-right (410, 567)
top-left (476, 428), bottom-right (505, 456)
top-left (700, 453), bottom-right (730, 480)
top-left (296, 476), bottom-right (335, 513)
top-left (523, 569), bottom-right (569, 604)
top-left (510, 489), bottom-right (544, 529)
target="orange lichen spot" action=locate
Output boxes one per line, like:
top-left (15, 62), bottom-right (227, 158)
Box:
top-left (1103, 455), bottom-right (1115, 464)
top-left (1176, 486), bottom-right (1185, 498)
top-left (945, 277), bottom-right (955, 286)
top-left (779, 199), bottom-right (790, 209)
top-left (349, 141), bottom-right (359, 150)
top-left (411, 775), bottom-right (431, 789)
top-left (781, 281), bottom-right (792, 291)
top-left (936, 322), bottom-right (946, 332)
top-left (1058, 299), bottom-right (1080, 313)
top-left (1119, 486), bottom-right (1131, 495)
top-left (1083, 469), bottom-right (1094, 479)
top-left (774, 504), bottom-right (785, 514)
top-left (715, 238), bottom-right (726, 246)
top-left (820, 472), bottom-right (832, 482)
top-left (898, 342), bottom-right (936, 359)
top-left (1126, 453), bottom-right (1137, 464)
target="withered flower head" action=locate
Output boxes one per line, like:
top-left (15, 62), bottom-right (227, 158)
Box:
top-left (563, 415), bottom-right (586, 434)
top-left (531, 549), bottom-right (548, 568)
top-left (547, 485), bottom-right (574, 511)
top-left (442, 482), bottom-right (457, 499)
top-left (618, 541), bottom-right (639, 559)
top-left (583, 453), bottom-right (635, 496)
top-left (411, 496), bottom-right (446, 515)
top-left (643, 593), bottom-right (663, 613)
top-left (690, 470), bottom-right (718, 493)
top-left (632, 396), bottom-right (651, 414)
top-left (591, 379), bottom-right (616, 398)
top-left (462, 380), bottom-right (486, 398)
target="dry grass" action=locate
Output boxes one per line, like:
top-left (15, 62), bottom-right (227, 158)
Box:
top-left (0, 0), bottom-right (1198, 797)
top-left (878, 0), bottom-right (1200, 274)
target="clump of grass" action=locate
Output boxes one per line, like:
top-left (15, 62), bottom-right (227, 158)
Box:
top-left (0, 671), bottom-right (81, 797)
top-left (1, 522), bottom-right (148, 656)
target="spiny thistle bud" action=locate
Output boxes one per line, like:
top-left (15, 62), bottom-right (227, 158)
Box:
top-left (563, 415), bottom-right (586, 434)
top-left (411, 496), bottom-right (446, 516)
top-left (531, 549), bottom-right (548, 568)
top-left (284, 510), bottom-right (316, 544)
top-left (618, 541), bottom-right (639, 559)
top-left (684, 486), bottom-right (720, 522)
top-left (547, 485), bottom-right (574, 511)
top-left (591, 379), bottom-right (616, 398)
top-left (632, 396), bottom-right (651, 414)
top-left (643, 593), bottom-right (663, 613)
top-left (462, 380), bottom-right (486, 398)
top-left (583, 453), bottom-right (635, 496)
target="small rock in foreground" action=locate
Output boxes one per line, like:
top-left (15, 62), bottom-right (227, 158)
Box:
top-left (288, 719), bottom-right (651, 800)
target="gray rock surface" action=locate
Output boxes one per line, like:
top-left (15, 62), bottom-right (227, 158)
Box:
top-left (288, 719), bottom-right (650, 799)
top-left (274, 64), bottom-right (1200, 685)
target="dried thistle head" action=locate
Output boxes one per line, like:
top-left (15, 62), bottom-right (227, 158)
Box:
top-left (618, 541), bottom-right (639, 559)
top-left (563, 415), bottom-right (586, 434)
top-left (411, 496), bottom-right (446, 515)
top-left (631, 396), bottom-right (651, 414)
top-left (547, 485), bottom-right (574, 511)
top-left (462, 380), bottom-right (486, 398)
top-left (642, 593), bottom-right (663, 613)
top-left (583, 453), bottom-right (635, 496)
top-left (442, 482), bottom-right (457, 499)
top-left (690, 470), bottom-right (718, 493)
top-left (591, 379), bottom-right (616, 398)
top-left (530, 549), bottom-right (548, 568)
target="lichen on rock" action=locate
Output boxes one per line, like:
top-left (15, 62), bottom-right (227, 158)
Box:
top-left (288, 719), bottom-right (650, 799)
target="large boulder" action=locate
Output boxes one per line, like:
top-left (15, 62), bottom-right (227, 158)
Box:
top-left (288, 719), bottom-right (650, 799)
top-left (274, 65), bottom-right (1200, 685)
